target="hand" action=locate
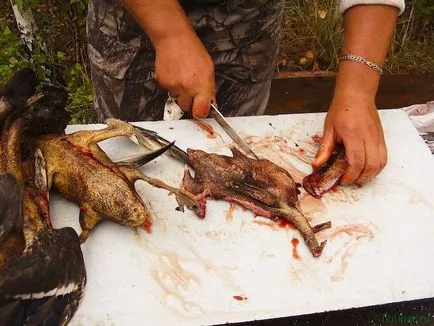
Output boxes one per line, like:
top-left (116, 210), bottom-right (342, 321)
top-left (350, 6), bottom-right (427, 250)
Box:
top-left (312, 93), bottom-right (387, 186)
top-left (154, 33), bottom-right (216, 118)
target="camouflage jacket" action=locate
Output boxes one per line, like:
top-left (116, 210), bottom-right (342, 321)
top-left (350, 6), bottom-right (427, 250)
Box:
top-left (87, 0), bottom-right (284, 82)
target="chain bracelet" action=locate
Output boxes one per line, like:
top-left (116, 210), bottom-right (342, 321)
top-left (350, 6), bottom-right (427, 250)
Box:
top-left (339, 54), bottom-right (384, 75)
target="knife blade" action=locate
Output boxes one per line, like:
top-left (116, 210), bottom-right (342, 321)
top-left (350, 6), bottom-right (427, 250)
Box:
top-left (209, 103), bottom-right (259, 160)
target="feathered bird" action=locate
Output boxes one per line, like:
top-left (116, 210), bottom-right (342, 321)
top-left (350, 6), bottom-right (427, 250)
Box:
top-left (22, 86), bottom-right (70, 138)
top-left (0, 68), bottom-right (38, 123)
top-left (0, 68), bottom-right (86, 326)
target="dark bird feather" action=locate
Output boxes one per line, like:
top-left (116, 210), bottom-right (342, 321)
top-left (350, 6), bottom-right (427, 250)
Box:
top-left (0, 227), bottom-right (86, 326)
top-left (0, 173), bottom-right (23, 246)
top-left (0, 68), bottom-right (39, 122)
top-left (0, 151), bottom-right (86, 326)
top-left (22, 86), bottom-right (69, 137)
top-left (0, 68), bottom-right (86, 326)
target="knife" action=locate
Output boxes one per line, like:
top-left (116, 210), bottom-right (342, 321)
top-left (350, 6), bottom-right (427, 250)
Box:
top-left (209, 103), bottom-right (259, 160)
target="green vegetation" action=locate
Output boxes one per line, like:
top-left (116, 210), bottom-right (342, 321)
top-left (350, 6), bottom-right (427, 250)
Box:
top-left (0, 0), bottom-right (93, 123)
top-left (280, 0), bottom-right (434, 73)
top-left (0, 0), bottom-right (433, 124)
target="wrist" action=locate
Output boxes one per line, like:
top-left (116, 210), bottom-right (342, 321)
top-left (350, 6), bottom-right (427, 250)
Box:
top-left (154, 29), bottom-right (199, 53)
top-left (334, 60), bottom-right (381, 100)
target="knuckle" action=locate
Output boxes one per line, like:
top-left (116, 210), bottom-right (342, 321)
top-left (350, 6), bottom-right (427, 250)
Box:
top-left (177, 98), bottom-right (191, 111)
top-left (348, 155), bottom-right (364, 169)
top-left (366, 161), bottom-right (380, 173)
top-left (163, 79), bottom-right (178, 90)
top-left (338, 124), bottom-right (354, 135)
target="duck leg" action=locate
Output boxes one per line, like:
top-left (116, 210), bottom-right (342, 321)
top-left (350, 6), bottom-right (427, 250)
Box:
top-left (272, 203), bottom-right (329, 257)
top-left (67, 118), bottom-right (135, 148)
top-left (118, 166), bottom-right (206, 218)
top-left (79, 203), bottom-right (104, 243)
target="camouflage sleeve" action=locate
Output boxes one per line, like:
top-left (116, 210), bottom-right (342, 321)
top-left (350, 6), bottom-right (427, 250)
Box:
top-left (87, 0), bottom-right (285, 122)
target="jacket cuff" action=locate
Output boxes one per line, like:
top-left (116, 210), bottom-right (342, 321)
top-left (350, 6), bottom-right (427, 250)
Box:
top-left (340, 0), bottom-right (405, 15)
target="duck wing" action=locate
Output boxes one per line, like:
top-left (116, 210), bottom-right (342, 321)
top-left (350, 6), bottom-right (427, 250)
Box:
top-left (0, 173), bottom-right (23, 245)
top-left (0, 227), bottom-right (86, 326)
top-left (115, 141), bottom-right (175, 167)
top-left (132, 125), bottom-right (188, 163)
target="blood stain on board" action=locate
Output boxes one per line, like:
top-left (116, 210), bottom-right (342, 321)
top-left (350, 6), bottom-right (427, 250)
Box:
top-left (233, 295), bottom-right (248, 301)
top-left (319, 221), bottom-right (378, 282)
top-left (276, 218), bottom-right (295, 229)
top-left (312, 134), bottom-right (322, 143)
top-left (291, 237), bottom-right (301, 260)
top-left (142, 218), bottom-right (153, 233)
top-left (252, 219), bottom-right (278, 229)
top-left (252, 217), bottom-right (295, 230)
top-left (225, 203), bottom-right (237, 222)
top-left (193, 119), bottom-right (217, 138)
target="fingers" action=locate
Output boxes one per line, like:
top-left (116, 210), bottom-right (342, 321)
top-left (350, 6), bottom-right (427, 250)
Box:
top-left (376, 127), bottom-right (388, 175)
top-left (173, 92), bottom-right (213, 118)
top-left (176, 94), bottom-right (193, 113)
top-left (356, 136), bottom-right (388, 186)
top-left (341, 137), bottom-right (365, 186)
top-left (312, 126), bottom-right (335, 168)
top-left (167, 86), bottom-right (215, 117)
top-left (192, 94), bottom-right (211, 118)
top-left (378, 140), bottom-right (388, 174)
top-left (356, 140), bottom-right (381, 186)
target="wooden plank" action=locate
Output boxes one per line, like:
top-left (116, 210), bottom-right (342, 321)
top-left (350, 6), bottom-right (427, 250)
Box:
top-left (265, 73), bottom-right (434, 115)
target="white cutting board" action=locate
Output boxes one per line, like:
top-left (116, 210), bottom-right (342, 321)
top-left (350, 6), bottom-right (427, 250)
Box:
top-left (50, 109), bottom-right (434, 326)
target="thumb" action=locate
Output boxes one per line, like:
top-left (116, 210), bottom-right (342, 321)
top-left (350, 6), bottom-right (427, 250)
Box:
top-left (312, 127), bottom-right (335, 168)
top-left (192, 94), bottom-right (211, 119)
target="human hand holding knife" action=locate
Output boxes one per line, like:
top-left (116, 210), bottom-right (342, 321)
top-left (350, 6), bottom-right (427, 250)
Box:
top-left (163, 94), bottom-right (259, 160)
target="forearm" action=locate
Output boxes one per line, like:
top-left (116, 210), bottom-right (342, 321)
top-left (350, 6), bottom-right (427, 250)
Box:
top-left (121, 0), bottom-right (198, 50)
top-left (335, 5), bottom-right (399, 98)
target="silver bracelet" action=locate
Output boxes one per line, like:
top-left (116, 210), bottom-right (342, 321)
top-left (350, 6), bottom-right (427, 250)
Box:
top-left (339, 54), bottom-right (383, 75)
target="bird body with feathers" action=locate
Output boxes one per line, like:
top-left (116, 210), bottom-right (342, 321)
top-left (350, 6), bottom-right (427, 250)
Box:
top-left (0, 68), bottom-right (86, 326)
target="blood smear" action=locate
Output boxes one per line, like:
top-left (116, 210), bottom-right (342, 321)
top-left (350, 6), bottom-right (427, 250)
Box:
top-left (142, 219), bottom-right (153, 233)
top-left (193, 119), bottom-right (216, 138)
top-left (291, 237), bottom-right (301, 260)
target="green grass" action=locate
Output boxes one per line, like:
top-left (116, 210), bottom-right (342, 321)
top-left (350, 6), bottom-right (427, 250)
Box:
top-left (279, 0), bottom-right (434, 73)
top-left (279, 0), bottom-right (344, 71)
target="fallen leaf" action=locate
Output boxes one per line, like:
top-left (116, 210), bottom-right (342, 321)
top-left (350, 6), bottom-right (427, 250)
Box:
top-left (306, 50), bottom-right (315, 61)
top-left (299, 57), bottom-right (308, 65)
top-left (318, 9), bottom-right (327, 19)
